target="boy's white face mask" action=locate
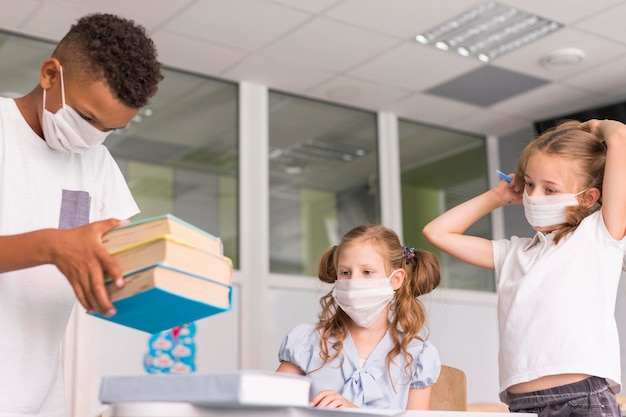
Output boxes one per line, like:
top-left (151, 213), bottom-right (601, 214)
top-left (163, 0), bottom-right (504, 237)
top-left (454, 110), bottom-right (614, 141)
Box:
top-left (332, 270), bottom-right (396, 328)
top-left (522, 188), bottom-right (585, 228)
top-left (42, 65), bottom-right (110, 153)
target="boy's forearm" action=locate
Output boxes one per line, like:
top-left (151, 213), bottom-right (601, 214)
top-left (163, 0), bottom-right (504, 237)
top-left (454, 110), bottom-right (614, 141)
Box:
top-left (0, 229), bottom-right (55, 273)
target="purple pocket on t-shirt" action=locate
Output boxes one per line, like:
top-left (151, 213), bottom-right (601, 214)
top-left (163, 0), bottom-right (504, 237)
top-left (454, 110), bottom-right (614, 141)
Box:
top-left (58, 189), bottom-right (91, 229)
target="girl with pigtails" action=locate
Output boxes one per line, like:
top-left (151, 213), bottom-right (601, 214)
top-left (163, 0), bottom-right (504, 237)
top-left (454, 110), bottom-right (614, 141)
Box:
top-left (276, 224), bottom-right (442, 410)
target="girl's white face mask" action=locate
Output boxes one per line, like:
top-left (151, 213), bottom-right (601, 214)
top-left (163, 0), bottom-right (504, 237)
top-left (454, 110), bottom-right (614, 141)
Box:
top-left (332, 270), bottom-right (396, 328)
top-left (42, 65), bottom-right (110, 153)
top-left (522, 188), bottom-right (585, 228)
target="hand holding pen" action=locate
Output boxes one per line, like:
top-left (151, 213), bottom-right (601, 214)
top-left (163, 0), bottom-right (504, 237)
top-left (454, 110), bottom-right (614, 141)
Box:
top-left (494, 169), bottom-right (522, 205)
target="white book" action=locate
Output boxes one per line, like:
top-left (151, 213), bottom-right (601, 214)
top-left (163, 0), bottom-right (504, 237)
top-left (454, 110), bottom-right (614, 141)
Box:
top-left (99, 370), bottom-right (311, 408)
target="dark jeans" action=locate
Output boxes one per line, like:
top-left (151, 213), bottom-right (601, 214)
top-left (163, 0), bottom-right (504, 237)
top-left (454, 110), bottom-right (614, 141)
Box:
top-left (502, 377), bottom-right (620, 417)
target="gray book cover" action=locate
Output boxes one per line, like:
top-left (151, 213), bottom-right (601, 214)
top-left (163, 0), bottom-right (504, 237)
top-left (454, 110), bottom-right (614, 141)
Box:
top-left (99, 370), bottom-right (311, 407)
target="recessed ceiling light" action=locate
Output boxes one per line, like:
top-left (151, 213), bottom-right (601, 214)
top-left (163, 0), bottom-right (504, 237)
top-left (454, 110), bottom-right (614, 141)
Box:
top-left (415, 1), bottom-right (563, 62)
top-left (541, 48), bottom-right (585, 68)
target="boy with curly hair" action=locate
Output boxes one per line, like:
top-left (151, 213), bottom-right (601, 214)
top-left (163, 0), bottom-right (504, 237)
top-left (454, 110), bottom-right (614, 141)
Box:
top-left (0, 13), bottom-right (163, 416)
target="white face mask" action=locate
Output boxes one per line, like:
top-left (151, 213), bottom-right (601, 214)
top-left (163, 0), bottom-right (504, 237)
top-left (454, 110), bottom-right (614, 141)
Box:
top-left (42, 65), bottom-right (110, 153)
top-left (523, 188), bottom-right (584, 228)
top-left (332, 271), bottom-right (396, 328)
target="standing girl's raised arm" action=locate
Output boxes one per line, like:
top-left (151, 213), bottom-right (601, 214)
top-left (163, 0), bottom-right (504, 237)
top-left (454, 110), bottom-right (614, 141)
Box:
top-left (422, 177), bottom-right (521, 270)
top-left (581, 119), bottom-right (626, 240)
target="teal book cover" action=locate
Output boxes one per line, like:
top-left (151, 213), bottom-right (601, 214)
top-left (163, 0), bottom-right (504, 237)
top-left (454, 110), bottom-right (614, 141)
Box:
top-left (91, 263), bottom-right (233, 334)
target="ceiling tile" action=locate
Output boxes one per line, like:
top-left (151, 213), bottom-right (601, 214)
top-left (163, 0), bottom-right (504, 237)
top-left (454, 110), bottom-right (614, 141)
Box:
top-left (563, 55), bottom-right (626, 98)
top-left (164, 0), bottom-right (311, 51)
top-left (261, 17), bottom-right (399, 73)
top-left (269, 0), bottom-right (339, 13)
top-left (500, 0), bottom-right (625, 24)
top-left (0, 0), bottom-right (39, 31)
top-left (324, 0), bottom-right (479, 39)
top-left (426, 66), bottom-right (548, 107)
top-left (574, 1), bottom-right (626, 43)
top-left (492, 83), bottom-right (607, 120)
top-left (450, 109), bottom-right (532, 137)
top-left (305, 75), bottom-right (412, 111)
top-left (224, 51), bottom-right (334, 92)
top-left (16, 3), bottom-right (86, 40)
top-left (153, 32), bottom-right (246, 76)
top-left (390, 93), bottom-right (479, 127)
top-left (348, 42), bottom-right (482, 91)
top-left (32, 0), bottom-right (195, 28)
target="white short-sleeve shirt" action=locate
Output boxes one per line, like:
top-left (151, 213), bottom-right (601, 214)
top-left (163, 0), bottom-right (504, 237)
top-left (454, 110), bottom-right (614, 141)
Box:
top-left (0, 97), bottom-right (139, 416)
top-left (492, 210), bottom-right (626, 400)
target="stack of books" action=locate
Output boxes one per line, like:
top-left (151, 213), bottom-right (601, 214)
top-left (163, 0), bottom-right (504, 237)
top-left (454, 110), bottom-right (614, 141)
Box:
top-left (93, 214), bottom-right (233, 333)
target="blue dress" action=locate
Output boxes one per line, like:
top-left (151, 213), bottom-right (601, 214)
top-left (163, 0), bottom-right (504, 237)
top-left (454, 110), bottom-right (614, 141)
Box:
top-left (278, 323), bottom-right (441, 409)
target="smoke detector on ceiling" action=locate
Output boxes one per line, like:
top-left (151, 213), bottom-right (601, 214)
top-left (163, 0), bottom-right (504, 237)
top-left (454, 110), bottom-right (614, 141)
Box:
top-left (541, 48), bottom-right (585, 69)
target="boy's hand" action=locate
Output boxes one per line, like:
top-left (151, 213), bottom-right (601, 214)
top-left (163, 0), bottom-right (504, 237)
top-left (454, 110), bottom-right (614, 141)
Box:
top-left (46, 218), bottom-right (127, 316)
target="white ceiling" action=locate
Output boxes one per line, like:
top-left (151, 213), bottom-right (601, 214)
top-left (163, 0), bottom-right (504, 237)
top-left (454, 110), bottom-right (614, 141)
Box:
top-left (2, 0), bottom-right (626, 137)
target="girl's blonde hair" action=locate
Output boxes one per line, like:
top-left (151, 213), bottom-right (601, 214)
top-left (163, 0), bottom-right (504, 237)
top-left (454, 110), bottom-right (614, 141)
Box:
top-left (514, 120), bottom-right (606, 243)
top-left (314, 224), bottom-right (440, 381)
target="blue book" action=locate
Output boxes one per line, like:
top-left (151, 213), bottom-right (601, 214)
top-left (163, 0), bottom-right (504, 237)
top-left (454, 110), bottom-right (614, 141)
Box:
top-left (92, 263), bottom-right (232, 334)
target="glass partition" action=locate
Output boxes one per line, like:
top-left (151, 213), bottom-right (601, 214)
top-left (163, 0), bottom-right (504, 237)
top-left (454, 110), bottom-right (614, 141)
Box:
top-left (399, 119), bottom-right (494, 291)
top-left (105, 70), bottom-right (239, 266)
top-left (268, 92), bottom-right (379, 276)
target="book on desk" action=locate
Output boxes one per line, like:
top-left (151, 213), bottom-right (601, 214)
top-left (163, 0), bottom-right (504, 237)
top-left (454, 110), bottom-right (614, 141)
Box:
top-left (91, 214), bottom-right (233, 334)
top-left (99, 370), bottom-right (311, 407)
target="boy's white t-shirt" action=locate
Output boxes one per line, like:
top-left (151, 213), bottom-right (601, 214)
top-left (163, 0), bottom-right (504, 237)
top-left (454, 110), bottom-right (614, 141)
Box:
top-left (493, 210), bottom-right (626, 400)
top-left (0, 97), bottom-right (139, 417)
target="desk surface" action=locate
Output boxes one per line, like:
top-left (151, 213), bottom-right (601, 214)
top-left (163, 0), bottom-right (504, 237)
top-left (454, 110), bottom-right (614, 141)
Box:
top-left (105, 403), bottom-right (534, 417)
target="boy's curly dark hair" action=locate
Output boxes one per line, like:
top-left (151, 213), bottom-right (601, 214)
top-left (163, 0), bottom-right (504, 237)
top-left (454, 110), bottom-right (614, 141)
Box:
top-left (52, 13), bottom-right (163, 108)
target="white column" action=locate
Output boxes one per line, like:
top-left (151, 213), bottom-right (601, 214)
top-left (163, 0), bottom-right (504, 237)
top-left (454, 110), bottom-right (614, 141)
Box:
top-left (377, 112), bottom-right (403, 239)
top-left (238, 82), bottom-right (269, 368)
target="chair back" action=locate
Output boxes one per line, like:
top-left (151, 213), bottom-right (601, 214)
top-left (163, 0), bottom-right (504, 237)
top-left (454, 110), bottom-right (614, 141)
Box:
top-left (430, 365), bottom-right (467, 411)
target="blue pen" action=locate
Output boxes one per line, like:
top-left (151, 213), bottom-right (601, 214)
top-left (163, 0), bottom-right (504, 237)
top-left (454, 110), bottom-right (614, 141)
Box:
top-left (495, 169), bottom-right (512, 183)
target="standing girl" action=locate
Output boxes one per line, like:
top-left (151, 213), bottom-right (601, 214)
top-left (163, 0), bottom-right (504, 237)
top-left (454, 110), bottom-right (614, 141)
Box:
top-left (423, 119), bottom-right (626, 417)
top-left (276, 224), bottom-right (441, 410)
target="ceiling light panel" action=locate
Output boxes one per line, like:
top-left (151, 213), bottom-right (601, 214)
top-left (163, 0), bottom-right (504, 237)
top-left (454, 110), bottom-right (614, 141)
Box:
top-left (415, 1), bottom-right (563, 62)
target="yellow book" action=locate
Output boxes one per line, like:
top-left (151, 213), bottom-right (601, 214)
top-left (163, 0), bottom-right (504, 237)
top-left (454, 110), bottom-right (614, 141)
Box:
top-left (103, 214), bottom-right (223, 255)
top-left (111, 234), bottom-right (232, 285)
